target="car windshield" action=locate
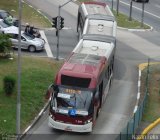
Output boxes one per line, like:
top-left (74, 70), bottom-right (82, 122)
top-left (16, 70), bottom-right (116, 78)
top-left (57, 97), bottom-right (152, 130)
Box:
top-left (0, 20), bottom-right (9, 28)
top-left (22, 33), bottom-right (35, 40)
top-left (51, 87), bottom-right (93, 114)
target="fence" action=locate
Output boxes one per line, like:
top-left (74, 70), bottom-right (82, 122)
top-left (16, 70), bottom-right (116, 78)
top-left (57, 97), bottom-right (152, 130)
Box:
top-left (115, 57), bottom-right (160, 140)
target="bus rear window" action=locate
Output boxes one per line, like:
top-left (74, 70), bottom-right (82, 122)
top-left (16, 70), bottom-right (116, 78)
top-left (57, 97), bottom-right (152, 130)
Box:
top-left (61, 75), bottom-right (91, 88)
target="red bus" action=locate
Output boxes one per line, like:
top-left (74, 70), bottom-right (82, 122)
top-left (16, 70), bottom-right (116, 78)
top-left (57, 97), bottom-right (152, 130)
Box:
top-left (48, 34), bottom-right (116, 132)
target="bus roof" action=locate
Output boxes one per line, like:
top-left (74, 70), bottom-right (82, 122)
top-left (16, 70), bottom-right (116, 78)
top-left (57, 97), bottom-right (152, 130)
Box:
top-left (83, 17), bottom-right (117, 37)
top-left (72, 34), bottom-right (115, 59)
top-left (56, 53), bottom-right (106, 88)
top-left (55, 34), bottom-right (116, 88)
top-left (87, 14), bottom-right (115, 21)
top-left (81, 34), bottom-right (116, 44)
top-left (82, 1), bottom-right (106, 7)
top-left (81, 2), bottom-right (113, 17)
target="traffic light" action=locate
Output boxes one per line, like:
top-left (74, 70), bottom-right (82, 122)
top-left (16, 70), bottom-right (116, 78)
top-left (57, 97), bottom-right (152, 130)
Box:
top-left (52, 17), bottom-right (57, 28)
top-left (60, 17), bottom-right (64, 29)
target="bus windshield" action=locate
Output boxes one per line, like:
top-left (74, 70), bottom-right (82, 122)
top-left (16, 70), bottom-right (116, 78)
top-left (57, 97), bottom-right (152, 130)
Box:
top-left (51, 87), bottom-right (93, 115)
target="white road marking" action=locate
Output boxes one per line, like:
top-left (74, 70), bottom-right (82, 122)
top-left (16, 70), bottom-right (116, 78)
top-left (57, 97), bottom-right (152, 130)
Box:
top-left (137, 92), bottom-right (140, 100)
top-left (40, 30), bottom-right (54, 58)
top-left (120, 1), bottom-right (160, 20)
top-left (133, 106), bottom-right (138, 113)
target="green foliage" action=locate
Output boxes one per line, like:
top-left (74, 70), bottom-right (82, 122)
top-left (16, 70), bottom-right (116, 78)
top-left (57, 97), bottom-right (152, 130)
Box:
top-left (0, 0), bottom-right (51, 28)
top-left (141, 64), bottom-right (160, 122)
top-left (0, 56), bottom-right (62, 134)
top-left (0, 34), bottom-right (12, 57)
top-left (3, 75), bottom-right (16, 95)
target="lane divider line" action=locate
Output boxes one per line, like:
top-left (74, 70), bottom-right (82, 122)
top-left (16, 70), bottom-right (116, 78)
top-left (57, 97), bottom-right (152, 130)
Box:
top-left (120, 0), bottom-right (160, 20)
top-left (40, 30), bottom-right (54, 58)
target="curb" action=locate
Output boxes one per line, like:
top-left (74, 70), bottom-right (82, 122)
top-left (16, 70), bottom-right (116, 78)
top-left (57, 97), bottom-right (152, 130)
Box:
top-left (117, 24), bottom-right (153, 32)
top-left (133, 63), bottom-right (147, 114)
top-left (20, 97), bottom-right (51, 139)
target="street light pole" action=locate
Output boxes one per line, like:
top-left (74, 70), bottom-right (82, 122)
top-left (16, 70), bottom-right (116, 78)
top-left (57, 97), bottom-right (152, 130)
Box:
top-left (56, 6), bottom-right (60, 60)
top-left (111, 0), bottom-right (113, 11)
top-left (56, 0), bottom-right (75, 60)
top-left (141, 0), bottom-right (145, 27)
top-left (16, 0), bottom-right (22, 139)
top-left (129, 0), bottom-right (133, 21)
top-left (116, 0), bottom-right (119, 16)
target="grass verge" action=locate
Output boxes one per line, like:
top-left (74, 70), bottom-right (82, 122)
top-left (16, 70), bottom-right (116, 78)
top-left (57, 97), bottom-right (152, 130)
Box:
top-left (0, 0), bottom-right (51, 28)
top-left (0, 56), bottom-right (62, 134)
top-left (141, 64), bottom-right (160, 122)
top-left (113, 11), bottom-right (149, 29)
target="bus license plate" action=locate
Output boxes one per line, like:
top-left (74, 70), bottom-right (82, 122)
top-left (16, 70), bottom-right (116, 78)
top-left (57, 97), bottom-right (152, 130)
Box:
top-left (64, 126), bottom-right (72, 131)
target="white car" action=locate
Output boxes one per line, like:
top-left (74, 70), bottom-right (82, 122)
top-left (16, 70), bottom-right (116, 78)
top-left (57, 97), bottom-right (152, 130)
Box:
top-left (0, 19), bottom-right (18, 33)
top-left (4, 30), bottom-right (45, 52)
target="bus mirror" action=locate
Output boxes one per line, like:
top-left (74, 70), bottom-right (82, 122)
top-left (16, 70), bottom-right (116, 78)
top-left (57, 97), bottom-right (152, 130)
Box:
top-left (51, 84), bottom-right (59, 97)
top-left (46, 84), bottom-right (54, 99)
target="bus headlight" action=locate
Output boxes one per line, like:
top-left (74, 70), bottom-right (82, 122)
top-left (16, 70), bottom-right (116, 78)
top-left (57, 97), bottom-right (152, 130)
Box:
top-left (84, 118), bottom-right (92, 124)
top-left (49, 113), bottom-right (55, 120)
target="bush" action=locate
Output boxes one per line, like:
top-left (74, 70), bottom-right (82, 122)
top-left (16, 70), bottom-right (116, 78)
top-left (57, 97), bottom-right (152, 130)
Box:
top-left (3, 76), bottom-right (16, 95)
top-left (0, 34), bottom-right (12, 58)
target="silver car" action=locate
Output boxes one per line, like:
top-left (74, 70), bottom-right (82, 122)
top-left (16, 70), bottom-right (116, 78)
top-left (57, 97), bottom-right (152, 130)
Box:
top-left (0, 19), bottom-right (18, 33)
top-left (5, 31), bottom-right (45, 52)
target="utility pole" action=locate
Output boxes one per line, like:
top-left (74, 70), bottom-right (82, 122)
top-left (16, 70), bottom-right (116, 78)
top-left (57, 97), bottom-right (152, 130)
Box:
top-left (141, 0), bottom-right (145, 27)
top-left (56, 6), bottom-right (60, 60)
top-left (16, 0), bottom-right (22, 139)
top-left (111, 0), bottom-right (113, 11)
top-left (129, 0), bottom-right (133, 21)
top-left (116, 0), bottom-right (119, 16)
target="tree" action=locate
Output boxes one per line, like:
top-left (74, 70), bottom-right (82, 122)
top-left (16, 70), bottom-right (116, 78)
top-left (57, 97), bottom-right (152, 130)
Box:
top-left (0, 34), bottom-right (12, 58)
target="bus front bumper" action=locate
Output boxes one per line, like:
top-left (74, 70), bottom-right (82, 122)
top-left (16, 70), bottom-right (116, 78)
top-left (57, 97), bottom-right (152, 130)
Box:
top-left (48, 116), bottom-right (92, 133)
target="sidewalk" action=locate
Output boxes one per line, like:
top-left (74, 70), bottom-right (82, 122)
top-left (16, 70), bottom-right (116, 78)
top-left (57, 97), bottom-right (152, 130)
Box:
top-left (147, 124), bottom-right (160, 134)
top-left (141, 118), bottom-right (160, 137)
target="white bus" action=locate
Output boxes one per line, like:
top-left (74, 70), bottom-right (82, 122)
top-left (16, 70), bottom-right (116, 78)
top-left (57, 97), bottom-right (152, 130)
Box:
top-left (83, 15), bottom-right (117, 38)
top-left (77, 1), bottom-right (115, 39)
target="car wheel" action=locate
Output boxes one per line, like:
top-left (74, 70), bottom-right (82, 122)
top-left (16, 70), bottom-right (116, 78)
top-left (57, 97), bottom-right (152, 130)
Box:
top-left (28, 45), bottom-right (36, 52)
top-left (146, 0), bottom-right (149, 2)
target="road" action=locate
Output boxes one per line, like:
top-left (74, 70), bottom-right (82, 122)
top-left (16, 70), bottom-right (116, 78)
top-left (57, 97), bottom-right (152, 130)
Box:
top-left (21, 0), bottom-right (160, 139)
top-left (104, 0), bottom-right (160, 31)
